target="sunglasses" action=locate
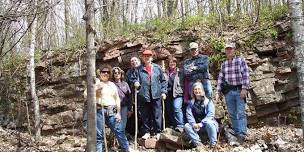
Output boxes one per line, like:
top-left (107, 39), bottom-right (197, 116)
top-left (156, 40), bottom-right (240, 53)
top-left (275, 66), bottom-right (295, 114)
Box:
top-left (101, 71), bottom-right (110, 74)
top-left (114, 71), bottom-right (121, 74)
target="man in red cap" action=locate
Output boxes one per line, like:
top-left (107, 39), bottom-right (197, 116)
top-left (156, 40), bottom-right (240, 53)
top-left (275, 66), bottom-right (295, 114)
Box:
top-left (132, 49), bottom-right (168, 140)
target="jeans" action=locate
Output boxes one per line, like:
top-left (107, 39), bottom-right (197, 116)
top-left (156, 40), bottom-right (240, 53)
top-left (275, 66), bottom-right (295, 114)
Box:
top-left (139, 98), bottom-right (162, 134)
top-left (121, 106), bottom-right (128, 130)
top-left (189, 79), bottom-right (212, 99)
top-left (173, 96), bottom-right (184, 128)
top-left (184, 119), bottom-right (218, 145)
top-left (96, 108), bottom-right (129, 152)
top-left (224, 90), bottom-right (247, 136)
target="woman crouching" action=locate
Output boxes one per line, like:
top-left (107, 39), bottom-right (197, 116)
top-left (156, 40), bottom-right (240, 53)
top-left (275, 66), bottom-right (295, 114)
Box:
top-left (184, 82), bottom-right (218, 148)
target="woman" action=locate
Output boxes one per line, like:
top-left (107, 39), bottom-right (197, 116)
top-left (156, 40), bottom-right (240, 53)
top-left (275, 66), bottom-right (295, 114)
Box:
top-left (164, 56), bottom-right (184, 132)
top-left (184, 82), bottom-right (218, 147)
top-left (112, 67), bottom-right (132, 130)
top-left (95, 64), bottom-right (132, 152)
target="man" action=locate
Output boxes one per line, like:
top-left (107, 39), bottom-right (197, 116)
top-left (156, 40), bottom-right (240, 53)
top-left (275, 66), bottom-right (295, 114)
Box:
top-left (215, 42), bottom-right (250, 142)
top-left (132, 49), bottom-right (167, 140)
top-left (183, 42), bottom-right (212, 99)
top-left (126, 56), bottom-right (141, 87)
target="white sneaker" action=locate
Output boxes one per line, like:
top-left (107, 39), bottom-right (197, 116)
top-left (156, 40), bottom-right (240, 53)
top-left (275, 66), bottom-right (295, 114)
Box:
top-left (156, 133), bottom-right (161, 140)
top-left (142, 133), bottom-right (150, 139)
top-left (127, 147), bottom-right (135, 152)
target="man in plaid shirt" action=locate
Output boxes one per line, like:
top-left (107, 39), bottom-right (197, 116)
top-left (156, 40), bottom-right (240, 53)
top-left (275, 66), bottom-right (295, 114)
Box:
top-left (215, 42), bottom-right (250, 143)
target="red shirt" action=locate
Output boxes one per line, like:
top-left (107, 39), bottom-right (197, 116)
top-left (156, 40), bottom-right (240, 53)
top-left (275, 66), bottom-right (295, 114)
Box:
top-left (145, 64), bottom-right (152, 80)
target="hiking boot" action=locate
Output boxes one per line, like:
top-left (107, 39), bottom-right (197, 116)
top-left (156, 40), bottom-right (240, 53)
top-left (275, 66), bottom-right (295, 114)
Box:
top-left (175, 127), bottom-right (184, 133)
top-left (141, 133), bottom-right (150, 140)
top-left (193, 142), bottom-right (205, 152)
top-left (156, 133), bottom-right (161, 140)
top-left (237, 135), bottom-right (246, 144)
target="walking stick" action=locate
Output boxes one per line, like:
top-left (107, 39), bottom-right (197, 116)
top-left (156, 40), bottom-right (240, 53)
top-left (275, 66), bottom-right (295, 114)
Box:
top-left (162, 97), bottom-right (165, 130)
top-left (102, 105), bottom-right (108, 152)
top-left (134, 88), bottom-right (138, 150)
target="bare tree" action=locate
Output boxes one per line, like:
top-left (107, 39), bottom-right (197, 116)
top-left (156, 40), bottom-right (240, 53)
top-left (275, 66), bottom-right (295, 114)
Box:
top-left (64, 0), bottom-right (70, 45)
top-left (27, 0), bottom-right (40, 140)
top-left (84, 0), bottom-right (97, 150)
top-left (288, 0), bottom-right (304, 137)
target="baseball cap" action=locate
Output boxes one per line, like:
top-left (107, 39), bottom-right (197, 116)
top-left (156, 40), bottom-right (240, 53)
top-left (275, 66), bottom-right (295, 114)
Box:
top-left (142, 49), bottom-right (153, 55)
top-left (189, 42), bottom-right (199, 49)
top-left (224, 42), bottom-right (236, 49)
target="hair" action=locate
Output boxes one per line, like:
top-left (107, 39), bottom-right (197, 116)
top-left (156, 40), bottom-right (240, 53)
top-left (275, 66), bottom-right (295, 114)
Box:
top-left (191, 81), bottom-right (204, 99)
top-left (112, 67), bottom-right (125, 81)
top-left (98, 64), bottom-right (112, 81)
top-left (167, 56), bottom-right (177, 64)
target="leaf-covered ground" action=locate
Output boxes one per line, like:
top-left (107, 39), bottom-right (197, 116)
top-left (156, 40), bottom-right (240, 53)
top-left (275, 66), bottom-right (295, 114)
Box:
top-left (0, 125), bottom-right (302, 152)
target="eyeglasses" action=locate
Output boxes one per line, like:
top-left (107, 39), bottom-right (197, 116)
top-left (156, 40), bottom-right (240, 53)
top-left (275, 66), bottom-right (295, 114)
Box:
top-left (101, 71), bottom-right (110, 74)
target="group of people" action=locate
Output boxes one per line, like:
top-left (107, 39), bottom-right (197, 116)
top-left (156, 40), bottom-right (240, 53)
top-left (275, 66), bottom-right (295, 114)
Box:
top-left (84, 41), bottom-right (250, 152)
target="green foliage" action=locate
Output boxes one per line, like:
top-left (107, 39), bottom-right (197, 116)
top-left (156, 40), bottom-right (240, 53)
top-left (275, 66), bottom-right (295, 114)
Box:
top-left (68, 25), bottom-right (86, 49)
top-left (208, 37), bottom-right (225, 52)
top-left (182, 15), bottom-right (205, 28)
top-left (260, 4), bottom-right (288, 22)
top-left (146, 18), bottom-right (179, 41)
top-left (0, 54), bottom-right (27, 115)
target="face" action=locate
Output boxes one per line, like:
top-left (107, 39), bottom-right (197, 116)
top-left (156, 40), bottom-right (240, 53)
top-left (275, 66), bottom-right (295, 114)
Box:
top-left (99, 68), bottom-right (110, 82)
top-left (130, 57), bottom-right (140, 68)
top-left (190, 48), bottom-right (199, 57)
top-left (225, 47), bottom-right (235, 59)
top-left (193, 86), bottom-right (205, 97)
top-left (142, 54), bottom-right (153, 64)
top-left (169, 60), bottom-right (177, 69)
top-left (113, 69), bottom-right (121, 81)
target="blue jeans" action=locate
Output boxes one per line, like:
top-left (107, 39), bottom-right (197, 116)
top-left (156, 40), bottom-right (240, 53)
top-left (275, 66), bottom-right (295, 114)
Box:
top-left (121, 106), bottom-right (128, 130)
top-left (184, 119), bottom-right (218, 145)
top-left (224, 90), bottom-right (247, 136)
top-left (189, 79), bottom-right (212, 99)
top-left (139, 98), bottom-right (162, 134)
top-left (96, 108), bottom-right (129, 152)
top-left (173, 96), bottom-right (184, 128)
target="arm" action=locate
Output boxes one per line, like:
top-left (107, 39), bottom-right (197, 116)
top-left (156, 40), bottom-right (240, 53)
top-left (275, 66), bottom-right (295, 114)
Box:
top-left (186, 101), bottom-right (196, 126)
top-left (160, 67), bottom-right (168, 95)
top-left (125, 82), bottom-right (132, 111)
top-left (194, 55), bottom-right (209, 73)
top-left (240, 58), bottom-right (250, 89)
top-left (216, 64), bottom-right (224, 94)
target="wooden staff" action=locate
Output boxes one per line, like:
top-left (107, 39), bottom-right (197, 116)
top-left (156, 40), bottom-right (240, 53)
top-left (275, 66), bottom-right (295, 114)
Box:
top-left (161, 60), bottom-right (166, 130)
top-left (134, 88), bottom-right (138, 150)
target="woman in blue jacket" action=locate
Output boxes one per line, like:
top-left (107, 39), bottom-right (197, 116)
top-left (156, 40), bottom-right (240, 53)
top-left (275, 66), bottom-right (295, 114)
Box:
top-left (184, 82), bottom-right (218, 147)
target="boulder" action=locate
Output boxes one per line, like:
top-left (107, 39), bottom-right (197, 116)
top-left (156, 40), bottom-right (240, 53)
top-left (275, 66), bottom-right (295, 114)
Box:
top-left (251, 78), bottom-right (282, 105)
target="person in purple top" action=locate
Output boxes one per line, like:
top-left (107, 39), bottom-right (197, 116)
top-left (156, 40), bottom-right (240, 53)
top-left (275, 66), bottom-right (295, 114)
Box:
top-left (112, 67), bottom-right (132, 130)
top-left (215, 42), bottom-right (250, 143)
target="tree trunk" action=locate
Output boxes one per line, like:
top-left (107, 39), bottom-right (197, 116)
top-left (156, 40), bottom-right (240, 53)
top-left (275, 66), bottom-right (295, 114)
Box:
top-left (180, 0), bottom-right (185, 23)
top-left (134, 0), bottom-right (139, 23)
top-left (288, 0), bottom-right (304, 138)
top-left (28, 0), bottom-right (40, 141)
top-left (64, 0), bottom-right (70, 45)
top-left (157, 0), bottom-right (162, 17)
top-left (162, 0), bottom-right (167, 18)
top-left (84, 0), bottom-right (97, 151)
top-left (236, 0), bottom-right (241, 14)
top-left (226, 0), bottom-right (231, 15)
top-left (167, 0), bottom-right (175, 18)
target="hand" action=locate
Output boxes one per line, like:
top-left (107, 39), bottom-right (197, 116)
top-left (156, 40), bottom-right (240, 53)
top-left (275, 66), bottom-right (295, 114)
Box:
top-left (127, 111), bottom-right (133, 118)
top-left (193, 123), bottom-right (201, 129)
top-left (115, 113), bottom-right (121, 121)
top-left (215, 93), bottom-right (222, 101)
top-left (240, 89), bottom-right (247, 99)
top-left (191, 66), bottom-right (197, 70)
top-left (134, 82), bottom-right (140, 89)
top-left (161, 93), bottom-right (167, 100)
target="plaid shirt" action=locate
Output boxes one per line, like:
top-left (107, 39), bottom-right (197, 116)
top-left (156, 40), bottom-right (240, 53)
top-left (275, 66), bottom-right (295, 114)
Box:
top-left (216, 56), bottom-right (250, 93)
